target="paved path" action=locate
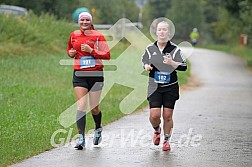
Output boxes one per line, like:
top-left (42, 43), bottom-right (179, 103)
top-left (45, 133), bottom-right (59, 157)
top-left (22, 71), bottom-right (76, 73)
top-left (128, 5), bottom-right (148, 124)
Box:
top-left (12, 48), bottom-right (252, 167)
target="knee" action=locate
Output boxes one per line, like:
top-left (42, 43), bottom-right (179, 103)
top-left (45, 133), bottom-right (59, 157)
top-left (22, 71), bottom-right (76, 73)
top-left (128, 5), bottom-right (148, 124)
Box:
top-left (163, 114), bottom-right (173, 122)
top-left (91, 107), bottom-right (100, 115)
top-left (149, 113), bottom-right (160, 122)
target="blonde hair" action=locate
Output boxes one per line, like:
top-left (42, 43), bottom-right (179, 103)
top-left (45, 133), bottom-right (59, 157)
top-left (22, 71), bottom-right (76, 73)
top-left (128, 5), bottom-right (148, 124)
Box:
top-left (157, 21), bottom-right (169, 29)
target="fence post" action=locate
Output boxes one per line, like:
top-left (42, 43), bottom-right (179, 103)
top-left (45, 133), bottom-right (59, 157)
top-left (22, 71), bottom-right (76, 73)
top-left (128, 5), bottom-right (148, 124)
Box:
top-left (240, 34), bottom-right (249, 46)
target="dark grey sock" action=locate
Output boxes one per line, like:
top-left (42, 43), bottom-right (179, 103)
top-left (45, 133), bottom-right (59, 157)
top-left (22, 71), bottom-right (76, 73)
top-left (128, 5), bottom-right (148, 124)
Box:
top-left (76, 110), bottom-right (86, 135)
top-left (164, 134), bottom-right (171, 141)
top-left (154, 126), bottom-right (160, 132)
top-left (92, 111), bottom-right (102, 130)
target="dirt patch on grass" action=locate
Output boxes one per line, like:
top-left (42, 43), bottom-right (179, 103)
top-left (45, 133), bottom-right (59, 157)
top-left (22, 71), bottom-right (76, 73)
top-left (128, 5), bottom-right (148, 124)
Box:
top-left (180, 74), bottom-right (202, 93)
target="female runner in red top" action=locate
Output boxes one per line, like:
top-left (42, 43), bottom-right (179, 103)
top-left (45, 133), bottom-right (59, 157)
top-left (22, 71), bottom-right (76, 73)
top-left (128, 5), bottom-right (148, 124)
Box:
top-left (66, 12), bottom-right (110, 150)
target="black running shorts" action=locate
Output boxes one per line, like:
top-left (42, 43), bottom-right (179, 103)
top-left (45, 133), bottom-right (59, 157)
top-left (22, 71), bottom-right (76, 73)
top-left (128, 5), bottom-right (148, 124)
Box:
top-left (72, 70), bottom-right (104, 91)
top-left (147, 83), bottom-right (179, 109)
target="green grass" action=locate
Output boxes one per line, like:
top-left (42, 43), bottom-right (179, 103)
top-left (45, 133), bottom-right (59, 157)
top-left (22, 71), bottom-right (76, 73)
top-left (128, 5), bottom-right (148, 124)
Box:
top-left (0, 12), bottom-right (75, 57)
top-left (0, 53), bottom-right (73, 165)
top-left (0, 51), bottom-right (128, 166)
top-left (0, 50), bottom-right (190, 166)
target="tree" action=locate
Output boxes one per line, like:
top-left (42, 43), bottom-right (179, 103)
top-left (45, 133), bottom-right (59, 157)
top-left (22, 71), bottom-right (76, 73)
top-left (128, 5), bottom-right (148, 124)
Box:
top-left (147, 0), bottom-right (171, 20)
top-left (200, 0), bottom-right (222, 43)
top-left (85, 0), bottom-right (138, 24)
top-left (239, 0), bottom-right (252, 34)
top-left (202, 0), bottom-right (221, 24)
top-left (166, 0), bottom-right (204, 40)
top-left (0, 0), bottom-right (80, 19)
top-left (222, 0), bottom-right (242, 18)
top-left (212, 0), bottom-right (252, 43)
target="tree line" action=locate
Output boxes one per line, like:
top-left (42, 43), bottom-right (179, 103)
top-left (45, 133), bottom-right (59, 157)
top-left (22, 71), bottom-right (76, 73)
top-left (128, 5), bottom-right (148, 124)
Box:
top-left (0, 0), bottom-right (251, 46)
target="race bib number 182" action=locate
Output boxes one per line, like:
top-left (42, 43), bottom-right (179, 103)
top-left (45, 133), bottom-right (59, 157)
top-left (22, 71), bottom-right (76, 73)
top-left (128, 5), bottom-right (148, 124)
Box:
top-left (154, 71), bottom-right (170, 83)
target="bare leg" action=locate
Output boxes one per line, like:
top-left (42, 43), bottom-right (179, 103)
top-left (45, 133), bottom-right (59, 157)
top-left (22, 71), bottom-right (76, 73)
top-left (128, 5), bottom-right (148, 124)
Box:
top-left (74, 87), bottom-right (88, 111)
top-left (149, 108), bottom-right (161, 128)
top-left (162, 107), bottom-right (174, 136)
top-left (89, 90), bottom-right (102, 115)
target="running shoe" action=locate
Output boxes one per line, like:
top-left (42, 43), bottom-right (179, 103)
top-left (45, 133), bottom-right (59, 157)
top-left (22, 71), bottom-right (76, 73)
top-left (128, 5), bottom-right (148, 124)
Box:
top-left (93, 127), bottom-right (103, 145)
top-left (74, 134), bottom-right (85, 150)
top-left (153, 127), bottom-right (161, 145)
top-left (163, 140), bottom-right (171, 151)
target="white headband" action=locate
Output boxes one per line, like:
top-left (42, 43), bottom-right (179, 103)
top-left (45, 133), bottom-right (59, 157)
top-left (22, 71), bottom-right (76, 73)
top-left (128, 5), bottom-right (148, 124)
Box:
top-left (78, 12), bottom-right (92, 22)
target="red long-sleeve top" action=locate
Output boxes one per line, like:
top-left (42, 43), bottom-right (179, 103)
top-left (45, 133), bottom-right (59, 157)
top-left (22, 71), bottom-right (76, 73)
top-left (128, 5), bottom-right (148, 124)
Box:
top-left (67, 29), bottom-right (110, 71)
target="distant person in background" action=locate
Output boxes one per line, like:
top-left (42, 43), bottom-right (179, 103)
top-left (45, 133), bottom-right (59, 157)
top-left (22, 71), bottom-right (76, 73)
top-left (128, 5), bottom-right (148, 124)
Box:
top-left (142, 21), bottom-right (187, 151)
top-left (190, 28), bottom-right (200, 46)
top-left (66, 12), bottom-right (110, 150)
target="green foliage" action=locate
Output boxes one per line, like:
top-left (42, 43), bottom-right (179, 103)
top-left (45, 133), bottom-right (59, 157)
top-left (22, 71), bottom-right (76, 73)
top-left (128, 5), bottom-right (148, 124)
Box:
top-left (239, 0), bottom-right (252, 34)
top-left (79, 0), bottom-right (139, 24)
top-left (222, 0), bottom-right (242, 17)
top-left (212, 10), bottom-right (242, 44)
top-left (0, 0), bottom-right (80, 19)
top-left (200, 0), bottom-right (221, 44)
top-left (166, 0), bottom-right (204, 40)
top-left (202, 0), bottom-right (221, 23)
top-left (147, 0), bottom-right (171, 19)
top-left (211, 0), bottom-right (252, 44)
top-left (0, 0), bottom-right (140, 24)
top-left (1, 0), bottom-right (251, 47)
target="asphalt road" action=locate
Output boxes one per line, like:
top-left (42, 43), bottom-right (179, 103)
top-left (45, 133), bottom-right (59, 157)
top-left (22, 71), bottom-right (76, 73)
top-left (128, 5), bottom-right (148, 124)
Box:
top-left (12, 48), bottom-right (252, 167)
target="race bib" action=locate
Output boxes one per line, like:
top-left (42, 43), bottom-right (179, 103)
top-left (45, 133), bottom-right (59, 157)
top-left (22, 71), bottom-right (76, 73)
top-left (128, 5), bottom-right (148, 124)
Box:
top-left (154, 71), bottom-right (170, 84)
top-left (80, 56), bottom-right (95, 68)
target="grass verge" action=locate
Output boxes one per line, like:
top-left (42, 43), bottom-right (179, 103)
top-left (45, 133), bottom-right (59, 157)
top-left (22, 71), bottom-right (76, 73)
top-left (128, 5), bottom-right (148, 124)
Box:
top-left (202, 44), bottom-right (252, 67)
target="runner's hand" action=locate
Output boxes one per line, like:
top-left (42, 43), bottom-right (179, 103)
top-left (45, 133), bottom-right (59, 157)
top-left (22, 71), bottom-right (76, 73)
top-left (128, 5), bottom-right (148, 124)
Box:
top-left (144, 64), bottom-right (153, 71)
top-left (69, 48), bottom-right (76, 58)
top-left (81, 44), bottom-right (93, 54)
top-left (163, 54), bottom-right (173, 65)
